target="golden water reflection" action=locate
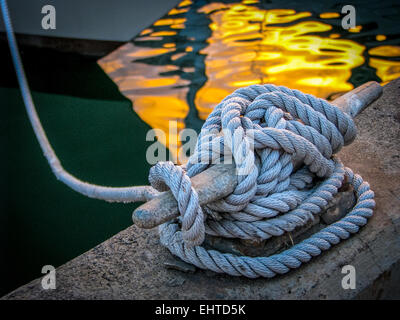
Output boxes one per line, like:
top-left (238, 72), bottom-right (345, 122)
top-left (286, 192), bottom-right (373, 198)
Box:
top-left (195, 3), bottom-right (365, 119)
top-left (99, 0), bottom-right (400, 161)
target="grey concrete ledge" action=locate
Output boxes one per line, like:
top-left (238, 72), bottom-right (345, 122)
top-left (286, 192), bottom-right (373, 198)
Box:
top-left (3, 78), bottom-right (400, 300)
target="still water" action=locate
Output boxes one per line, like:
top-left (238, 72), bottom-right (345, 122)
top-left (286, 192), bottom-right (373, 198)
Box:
top-left (99, 0), bottom-right (400, 160)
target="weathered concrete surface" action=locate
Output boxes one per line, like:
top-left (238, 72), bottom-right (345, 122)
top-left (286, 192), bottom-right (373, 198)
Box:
top-left (3, 78), bottom-right (400, 299)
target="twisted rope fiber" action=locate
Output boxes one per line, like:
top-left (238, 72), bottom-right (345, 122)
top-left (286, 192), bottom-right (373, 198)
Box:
top-left (149, 84), bottom-right (375, 278)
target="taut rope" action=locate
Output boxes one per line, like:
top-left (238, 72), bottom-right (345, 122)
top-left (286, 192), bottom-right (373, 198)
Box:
top-left (1, 0), bottom-right (374, 278)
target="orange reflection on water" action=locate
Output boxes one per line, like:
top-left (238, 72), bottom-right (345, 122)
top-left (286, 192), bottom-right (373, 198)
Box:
top-left (99, 0), bottom-right (400, 162)
top-left (320, 12), bottom-right (340, 19)
top-left (178, 0), bottom-right (192, 8)
top-left (154, 18), bottom-right (186, 26)
top-left (195, 3), bottom-right (365, 119)
top-left (151, 31), bottom-right (177, 37)
top-left (349, 25), bottom-right (362, 33)
top-left (168, 7), bottom-right (189, 15)
top-left (369, 45), bottom-right (400, 85)
top-left (376, 35), bottom-right (386, 41)
top-left (98, 44), bottom-right (190, 160)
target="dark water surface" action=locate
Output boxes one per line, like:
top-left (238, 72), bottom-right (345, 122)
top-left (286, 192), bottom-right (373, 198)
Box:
top-left (0, 46), bottom-right (154, 296)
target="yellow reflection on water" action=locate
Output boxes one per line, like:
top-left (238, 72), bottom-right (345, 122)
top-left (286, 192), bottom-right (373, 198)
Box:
top-left (369, 45), bottom-right (400, 85)
top-left (139, 28), bottom-right (152, 36)
top-left (349, 25), bottom-right (362, 33)
top-left (99, 0), bottom-right (400, 161)
top-left (178, 0), bottom-right (192, 8)
top-left (195, 3), bottom-right (365, 119)
top-left (168, 8), bottom-right (189, 15)
top-left (163, 43), bottom-right (176, 48)
top-left (376, 35), bottom-right (386, 41)
top-left (154, 18), bottom-right (186, 26)
top-left (151, 31), bottom-right (177, 37)
top-left (243, 0), bottom-right (259, 4)
top-left (369, 45), bottom-right (400, 57)
top-left (320, 12), bottom-right (340, 19)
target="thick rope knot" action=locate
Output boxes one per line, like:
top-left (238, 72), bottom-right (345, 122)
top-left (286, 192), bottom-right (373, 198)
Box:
top-left (153, 84), bottom-right (374, 278)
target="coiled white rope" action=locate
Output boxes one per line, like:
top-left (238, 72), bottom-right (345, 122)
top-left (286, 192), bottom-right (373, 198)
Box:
top-left (149, 85), bottom-right (375, 277)
top-left (2, 0), bottom-right (375, 278)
